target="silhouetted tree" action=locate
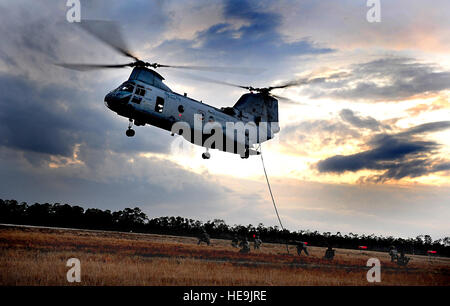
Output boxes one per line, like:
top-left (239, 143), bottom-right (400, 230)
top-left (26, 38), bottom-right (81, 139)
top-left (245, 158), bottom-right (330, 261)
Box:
top-left (0, 198), bottom-right (449, 257)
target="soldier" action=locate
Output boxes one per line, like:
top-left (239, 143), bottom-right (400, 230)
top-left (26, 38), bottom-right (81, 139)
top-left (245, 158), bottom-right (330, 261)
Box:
top-left (396, 250), bottom-right (411, 266)
top-left (231, 234), bottom-right (239, 248)
top-left (389, 245), bottom-right (398, 262)
top-left (198, 228), bottom-right (211, 246)
top-left (239, 237), bottom-right (250, 254)
top-left (324, 245), bottom-right (335, 260)
top-left (296, 241), bottom-right (309, 256)
top-left (254, 234), bottom-right (262, 250)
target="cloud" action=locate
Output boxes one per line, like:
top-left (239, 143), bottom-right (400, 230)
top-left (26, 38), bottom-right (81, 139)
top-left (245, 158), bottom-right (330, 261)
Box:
top-left (0, 73), bottom-right (171, 164)
top-left (279, 106), bottom-right (390, 155)
top-left (396, 121), bottom-right (450, 137)
top-left (153, 0), bottom-right (334, 65)
top-left (276, 0), bottom-right (450, 53)
top-left (339, 109), bottom-right (384, 131)
top-left (0, 0), bottom-right (449, 239)
top-left (280, 119), bottom-right (361, 155)
top-left (316, 121), bottom-right (450, 182)
top-left (406, 97), bottom-right (450, 116)
top-left (302, 58), bottom-right (450, 102)
top-left (0, 143), bottom-right (269, 224)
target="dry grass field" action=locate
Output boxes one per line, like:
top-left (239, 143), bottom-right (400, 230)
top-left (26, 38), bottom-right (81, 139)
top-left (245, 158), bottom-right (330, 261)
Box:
top-left (0, 225), bottom-right (449, 286)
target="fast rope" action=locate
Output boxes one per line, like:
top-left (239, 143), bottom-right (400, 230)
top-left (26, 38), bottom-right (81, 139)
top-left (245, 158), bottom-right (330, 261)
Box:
top-left (259, 144), bottom-right (290, 254)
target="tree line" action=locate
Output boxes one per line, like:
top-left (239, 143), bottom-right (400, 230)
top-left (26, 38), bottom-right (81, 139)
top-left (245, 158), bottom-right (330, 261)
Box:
top-left (1, 199), bottom-right (449, 256)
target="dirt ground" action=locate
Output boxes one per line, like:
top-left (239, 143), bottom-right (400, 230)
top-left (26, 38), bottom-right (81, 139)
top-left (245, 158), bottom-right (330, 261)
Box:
top-left (0, 225), bottom-right (449, 285)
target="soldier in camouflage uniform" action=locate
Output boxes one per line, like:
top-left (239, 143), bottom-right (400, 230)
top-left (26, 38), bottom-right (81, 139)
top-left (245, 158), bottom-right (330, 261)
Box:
top-left (253, 234), bottom-right (262, 250)
top-left (324, 245), bottom-right (335, 260)
top-left (198, 228), bottom-right (211, 246)
top-left (389, 245), bottom-right (399, 262)
top-left (239, 237), bottom-right (251, 253)
top-left (296, 241), bottom-right (309, 256)
top-left (396, 250), bottom-right (411, 266)
top-left (231, 234), bottom-right (239, 248)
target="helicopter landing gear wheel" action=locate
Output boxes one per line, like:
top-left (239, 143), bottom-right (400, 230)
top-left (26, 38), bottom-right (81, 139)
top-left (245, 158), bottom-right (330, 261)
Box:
top-left (240, 148), bottom-right (250, 159)
top-left (126, 128), bottom-right (135, 137)
top-left (126, 118), bottom-right (135, 137)
top-left (202, 149), bottom-right (211, 159)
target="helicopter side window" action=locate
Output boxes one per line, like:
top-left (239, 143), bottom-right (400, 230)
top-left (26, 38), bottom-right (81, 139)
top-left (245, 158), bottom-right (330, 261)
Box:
top-left (155, 96), bottom-right (165, 113)
top-left (135, 86), bottom-right (146, 96)
top-left (131, 96), bottom-right (142, 104)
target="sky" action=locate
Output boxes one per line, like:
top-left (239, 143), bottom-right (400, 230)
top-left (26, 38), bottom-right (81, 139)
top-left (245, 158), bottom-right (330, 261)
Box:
top-left (0, 0), bottom-right (449, 239)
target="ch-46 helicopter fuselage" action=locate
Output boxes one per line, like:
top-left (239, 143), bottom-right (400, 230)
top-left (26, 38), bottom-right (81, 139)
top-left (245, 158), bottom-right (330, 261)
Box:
top-left (105, 67), bottom-right (280, 159)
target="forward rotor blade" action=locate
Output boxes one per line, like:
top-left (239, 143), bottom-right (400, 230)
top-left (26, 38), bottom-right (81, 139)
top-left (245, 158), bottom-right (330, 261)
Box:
top-left (78, 20), bottom-right (139, 61)
top-left (157, 64), bottom-right (265, 75)
top-left (55, 63), bottom-right (132, 71)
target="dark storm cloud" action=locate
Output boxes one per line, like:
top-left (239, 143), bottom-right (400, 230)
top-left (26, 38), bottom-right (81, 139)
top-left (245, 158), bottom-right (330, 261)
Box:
top-left (0, 1), bottom-right (249, 221)
top-left (80, 0), bottom-right (169, 40)
top-left (0, 1), bottom-right (174, 163)
top-left (0, 73), bottom-right (170, 163)
top-left (339, 109), bottom-right (383, 131)
top-left (302, 58), bottom-right (450, 101)
top-left (0, 146), bottom-right (241, 217)
top-left (316, 121), bottom-right (450, 182)
top-left (0, 74), bottom-right (85, 157)
top-left (155, 0), bottom-right (334, 64)
top-left (396, 121), bottom-right (450, 137)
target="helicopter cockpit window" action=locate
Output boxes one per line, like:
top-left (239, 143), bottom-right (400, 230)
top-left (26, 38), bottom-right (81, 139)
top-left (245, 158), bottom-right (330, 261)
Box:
top-left (119, 84), bottom-right (134, 93)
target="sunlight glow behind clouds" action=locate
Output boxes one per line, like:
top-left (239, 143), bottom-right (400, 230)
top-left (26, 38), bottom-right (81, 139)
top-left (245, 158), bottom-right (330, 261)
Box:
top-left (0, 0), bottom-right (449, 238)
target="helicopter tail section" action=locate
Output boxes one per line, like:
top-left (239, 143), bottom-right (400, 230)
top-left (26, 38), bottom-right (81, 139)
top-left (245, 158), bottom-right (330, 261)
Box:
top-left (232, 93), bottom-right (280, 135)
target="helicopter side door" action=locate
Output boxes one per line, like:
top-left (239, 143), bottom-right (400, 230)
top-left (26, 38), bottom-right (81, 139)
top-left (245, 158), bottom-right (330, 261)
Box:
top-left (155, 96), bottom-right (165, 113)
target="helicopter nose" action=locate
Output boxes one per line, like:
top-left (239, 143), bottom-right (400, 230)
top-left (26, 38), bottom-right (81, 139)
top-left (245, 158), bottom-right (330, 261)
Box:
top-left (104, 92), bottom-right (130, 109)
top-left (104, 92), bottom-right (115, 106)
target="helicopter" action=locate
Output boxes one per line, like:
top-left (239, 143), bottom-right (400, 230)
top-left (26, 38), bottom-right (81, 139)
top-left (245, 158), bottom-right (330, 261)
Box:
top-left (57, 20), bottom-right (304, 159)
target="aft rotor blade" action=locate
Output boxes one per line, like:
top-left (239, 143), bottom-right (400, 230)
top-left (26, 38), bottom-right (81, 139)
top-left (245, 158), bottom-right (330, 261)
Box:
top-left (55, 63), bottom-right (132, 71)
top-left (157, 64), bottom-right (265, 75)
top-left (78, 20), bottom-right (139, 61)
top-left (268, 78), bottom-right (310, 91)
top-left (174, 72), bottom-right (251, 89)
top-left (271, 94), bottom-right (304, 105)
top-left (268, 73), bottom-right (346, 91)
